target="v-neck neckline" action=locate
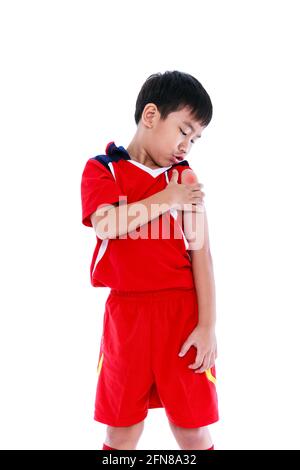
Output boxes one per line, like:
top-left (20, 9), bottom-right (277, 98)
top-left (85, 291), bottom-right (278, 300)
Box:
top-left (127, 159), bottom-right (172, 177)
top-left (106, 142), bottom-right (172, 178)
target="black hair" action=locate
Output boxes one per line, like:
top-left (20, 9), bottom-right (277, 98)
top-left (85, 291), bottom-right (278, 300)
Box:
top-left (134, 70), bottom-right (213, 127)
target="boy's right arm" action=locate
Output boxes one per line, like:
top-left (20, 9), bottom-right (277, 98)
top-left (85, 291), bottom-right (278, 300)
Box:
top-left (91, 169), bottom-right (204, 240)
top-left (91, 189), bottom-right (172, 239)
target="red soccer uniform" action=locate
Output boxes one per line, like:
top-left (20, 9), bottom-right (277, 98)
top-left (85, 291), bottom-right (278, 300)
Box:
top-left (81, 141), bottom-right (195, 291)
top-left (81, 141), bottom-right (219, 428)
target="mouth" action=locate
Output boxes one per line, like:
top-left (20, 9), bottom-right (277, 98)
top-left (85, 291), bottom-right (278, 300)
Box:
top-left (171, 155), bottom-right (184, 164)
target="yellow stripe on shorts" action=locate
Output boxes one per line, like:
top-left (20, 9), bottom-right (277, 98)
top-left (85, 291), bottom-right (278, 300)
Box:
top-left (205, 367), bottom-right (216, 385)
top-left (97, 352), bottom-right (104, 375)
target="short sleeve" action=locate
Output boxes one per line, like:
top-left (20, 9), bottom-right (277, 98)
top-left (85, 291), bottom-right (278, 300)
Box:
top-left (81, 158), bottom-right (125, 227)
top-left (178, 163), bottom-right (193, 184)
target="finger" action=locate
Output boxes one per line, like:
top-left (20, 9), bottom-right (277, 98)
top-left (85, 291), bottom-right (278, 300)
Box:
top-left (191, 193), bottom-right (205, 200)
top-left (204, 361), bottom-right (215, 372)
top-left (171, 169), bottom-right (178, 182)
top-left (191, 190), bottom-right (205, 198)
top-left (192, 191), bottom-right (205, 199)
top-left (178, 342), bottom-right (191, 357)
top-left (196, 354), bottom-right (211, 373)
top-left (192, 198), bottom-right (205, 205)
top-left (191, 204), bottom-right (205, 212)
top-left (188, 352), bottom-right (205, 369)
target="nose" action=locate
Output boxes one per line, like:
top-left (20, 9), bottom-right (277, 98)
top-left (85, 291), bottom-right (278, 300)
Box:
top-left (178, 144), bottom-right (188, 155)
top-left (178, 138), bottom-right (190, 154)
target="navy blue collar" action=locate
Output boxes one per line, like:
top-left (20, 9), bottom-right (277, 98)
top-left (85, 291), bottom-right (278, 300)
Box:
top-left (105, 141), bottom-right (131, 159)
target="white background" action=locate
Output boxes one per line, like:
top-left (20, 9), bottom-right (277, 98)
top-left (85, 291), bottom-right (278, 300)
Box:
top-left (0, 0), bottom-right (299, 450)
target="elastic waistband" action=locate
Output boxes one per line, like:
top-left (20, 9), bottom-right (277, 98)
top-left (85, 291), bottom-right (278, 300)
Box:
top-left (109, 286), bottom-right (196, 300)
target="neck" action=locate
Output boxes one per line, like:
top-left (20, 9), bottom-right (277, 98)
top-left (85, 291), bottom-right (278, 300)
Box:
top-left (126, 137), bottom-right (161, 169)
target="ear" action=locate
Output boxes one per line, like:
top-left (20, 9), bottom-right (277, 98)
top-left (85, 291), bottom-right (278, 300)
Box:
top-left (141, 103), bottom-right (160, 129)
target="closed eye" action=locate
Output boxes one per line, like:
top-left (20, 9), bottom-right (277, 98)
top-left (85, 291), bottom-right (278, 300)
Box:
top-left (180, 128), bottom-right (195, 144)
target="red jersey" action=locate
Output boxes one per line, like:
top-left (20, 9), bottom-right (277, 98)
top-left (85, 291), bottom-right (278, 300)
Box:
top-left (81, 141), bottom-right (195, 291)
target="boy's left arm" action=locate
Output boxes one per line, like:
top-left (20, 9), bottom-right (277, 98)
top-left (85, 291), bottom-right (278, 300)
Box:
top-left (178, 170), bottom-right (217, 373)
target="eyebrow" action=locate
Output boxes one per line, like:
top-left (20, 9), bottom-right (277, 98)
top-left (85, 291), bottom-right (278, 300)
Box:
top-left (182, 121), bottom-right (202, 138)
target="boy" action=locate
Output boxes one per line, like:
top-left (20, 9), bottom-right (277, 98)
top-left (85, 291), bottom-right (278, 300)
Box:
top-left (81, 70), bottom-right (218, 450)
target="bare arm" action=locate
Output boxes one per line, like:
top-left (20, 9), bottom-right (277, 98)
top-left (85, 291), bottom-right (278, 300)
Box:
top-left (180, 168), bottom-right (216, 326)
top-left (189, 210), bottom-right (216, 328)
top-left (90, 169), bottom-right (203, 240)
top-left (91, 189), bottom-right (172, 240)
top-left (177, 168), bottom-right (217, 373)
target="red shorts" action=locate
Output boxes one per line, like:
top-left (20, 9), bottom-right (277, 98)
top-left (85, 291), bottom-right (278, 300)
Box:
top-left (95, 287), bottom-right (219, 428)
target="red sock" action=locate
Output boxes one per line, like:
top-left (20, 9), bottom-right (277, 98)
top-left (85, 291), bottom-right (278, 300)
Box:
top-left (102, 443), bottom-right (118, 450)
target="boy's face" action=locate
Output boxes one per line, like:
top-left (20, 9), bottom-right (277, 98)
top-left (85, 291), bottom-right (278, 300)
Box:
top-left (142, 104), bottom-right (206, 167)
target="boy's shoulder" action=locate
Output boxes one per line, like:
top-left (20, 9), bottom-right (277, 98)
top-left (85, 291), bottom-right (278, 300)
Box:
top-left (85, 142), bottom-right (130, 174)
top-left (92, 142), bottom-right (130, 162)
